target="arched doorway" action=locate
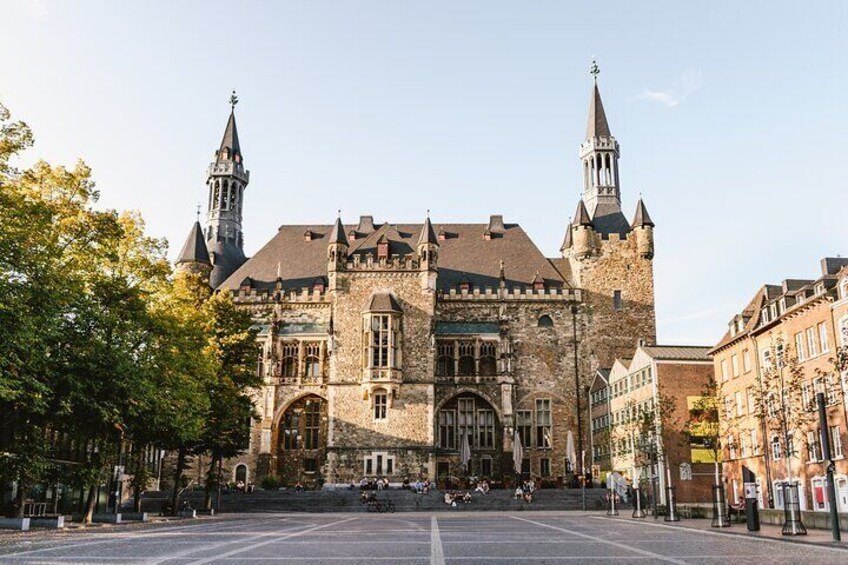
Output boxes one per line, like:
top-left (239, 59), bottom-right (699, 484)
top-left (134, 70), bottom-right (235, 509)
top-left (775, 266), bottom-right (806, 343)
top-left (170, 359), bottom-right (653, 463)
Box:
top-left (435, 393), bottom-right (502, 488)
top-left (235, 464), bottom-right (248, 485)
top-left (276, 395), bottom-right (328, 488)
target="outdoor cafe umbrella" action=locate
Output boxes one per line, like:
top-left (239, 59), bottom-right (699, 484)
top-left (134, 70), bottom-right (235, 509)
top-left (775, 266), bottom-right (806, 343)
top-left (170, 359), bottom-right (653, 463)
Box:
top-left (566, 430), bottom-right (577, 473)
top-left (460, 432), bottom-right (471, 472)
top-left (513, 430), bottom-right (524, 475)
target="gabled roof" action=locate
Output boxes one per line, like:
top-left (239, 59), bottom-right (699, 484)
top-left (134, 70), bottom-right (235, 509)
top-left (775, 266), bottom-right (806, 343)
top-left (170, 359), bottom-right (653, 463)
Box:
top-left (217, 220), bottom-right (566, 292)
top-left (586, 83), bottom-right (612, 139)
top-left (176, 221), bottom-right (210, 265)
top-left (640, 345), bottom-right (712, 362)
top-left (591, 200), bottom-right (630, 238)
top-left (710, 288), bottom-right (767, 353)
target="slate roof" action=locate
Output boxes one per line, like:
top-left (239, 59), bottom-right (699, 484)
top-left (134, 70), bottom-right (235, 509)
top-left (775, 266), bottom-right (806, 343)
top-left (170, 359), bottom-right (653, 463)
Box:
top-left (367, 292), bottom-right (402, 313)
top-left (176, 222), bottom-right (210, 265)
top-left (640, 345), bottom-right (712, 362)
top-left (219, 111), bottom-right (241, 159)
top-left (218, 220), bottom-right (567, 292)
top-left (209, 239), bottom-right (247, 289)
top-left (586, 83), bottom-right (611, 139)
top-left (631, 198), bottom-right (654, 228)
top-left (591, 200), bottom-right (631, 238)
top-left (573, 201), bottom-right (592, 226)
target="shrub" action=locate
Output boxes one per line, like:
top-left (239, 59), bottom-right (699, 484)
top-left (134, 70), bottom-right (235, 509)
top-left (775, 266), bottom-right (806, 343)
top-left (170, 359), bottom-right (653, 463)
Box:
top-left (260, 475), bottom-right (281, 490)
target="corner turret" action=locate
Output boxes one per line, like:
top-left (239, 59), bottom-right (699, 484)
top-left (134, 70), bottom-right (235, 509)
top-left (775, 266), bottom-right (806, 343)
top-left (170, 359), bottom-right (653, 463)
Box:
top-left (327, 215), bottom-right (349, 272)
top-left (631, 198), bottom-right (655, 259)
top-left (571, 200), bottom-right (595, 259)
top-left (175, 220), bottom-right (212, 281)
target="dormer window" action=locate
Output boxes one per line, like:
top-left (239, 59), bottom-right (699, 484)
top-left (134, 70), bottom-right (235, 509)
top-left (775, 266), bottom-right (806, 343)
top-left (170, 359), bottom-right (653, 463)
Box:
top-left (304, 230), bottom-right (314, 241)
top-left (348, 230), bottom-right (357, 242)
top-left (312, 278), bottom-right (325, 293)
top-left (377, 239), bottom-right (389, 259)
top-left (815, 283), bottom-right (824, 295)
top-left (761, 308), bottom-right (769, 324)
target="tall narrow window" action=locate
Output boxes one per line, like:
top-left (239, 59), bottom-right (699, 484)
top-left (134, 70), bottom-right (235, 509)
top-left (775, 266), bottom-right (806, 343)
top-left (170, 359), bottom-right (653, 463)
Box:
top-left (281, 343), bottom-right (298, 378)
top-left (439, 410), bottom-right (456, 449)
top-left (807, 327), bottom-right (818, 358)
top-left (304, 342), bottom-right (321, 377)
top-left (819, 323), bottom-right (829, 353)
top-left (516, 410), bottom-right (532, 448)
top-left (613, 290), bottom-right (622, 311)
top-left (373, 391), bottom-right (387, 420)
top-left (795, 332), bottom-right (806, 361)
top-left (371, 315), bottom-right (391, 368)
top-left (437, 342), bottom-right (455, 376)
top-left (304, 400), bottom-right (321, 449)
top-left (536, 399), bottom-right (552, 448)
top-left (477, 409), bottom-right (494, 449)
top-left (830, 426), bottom-right (843, 458)
top-left (458, 398), bottom-right (475, 447)
top-left (742, 349), bottom-right (751, 373)
top-left (479, 342), bottom-right (497, 375)
top-left (458, 342), bottom-right (475, 375)
top-left (283, 411), bottom-right (299, 450)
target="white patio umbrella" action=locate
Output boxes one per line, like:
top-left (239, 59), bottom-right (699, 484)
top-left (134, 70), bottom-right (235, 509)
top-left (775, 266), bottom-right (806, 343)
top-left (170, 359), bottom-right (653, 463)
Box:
top-left (566, 430), bottom-right (577, 473)
top-left (460, 432), bottom-right (471, 472)
top-left (513, 430), bottom-right (524, 475)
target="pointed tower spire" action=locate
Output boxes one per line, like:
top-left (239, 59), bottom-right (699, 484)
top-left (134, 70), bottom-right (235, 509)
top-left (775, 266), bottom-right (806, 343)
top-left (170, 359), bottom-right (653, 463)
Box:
top-left (572, 200), bottom-right (593, 227)
top-left (418, 216), bottom-right (439, 246)
top-left (177, 221), bottom-right (211, 265)
top-left (560, 218), bottom-right (574, 251)
top-left (328, 215), bottom-right (349, 246)
top-left (579, 60), bottom-right (621, 219)
top-left (205, 92), bottom-right (250, 288)
top-left (631, 198), bottom-right (655, 228)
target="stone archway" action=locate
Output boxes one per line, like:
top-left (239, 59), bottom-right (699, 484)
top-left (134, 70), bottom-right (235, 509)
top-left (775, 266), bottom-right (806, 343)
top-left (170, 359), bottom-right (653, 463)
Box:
top-left (274, 394), bottom-right (328, 488)
top-left (434, 392), bottom-right (503, 488)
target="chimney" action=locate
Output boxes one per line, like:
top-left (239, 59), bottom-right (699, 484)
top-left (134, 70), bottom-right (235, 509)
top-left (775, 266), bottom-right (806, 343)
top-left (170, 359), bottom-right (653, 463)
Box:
top-left (357, 215), bottom-right (375, 233)
top-left (487, 215), bottom-right (506, 234)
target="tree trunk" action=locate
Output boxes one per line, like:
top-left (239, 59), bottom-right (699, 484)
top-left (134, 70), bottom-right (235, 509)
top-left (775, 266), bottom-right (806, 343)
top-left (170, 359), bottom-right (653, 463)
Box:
top-left (14, 484), bottom-right (26, 518)
top-left (134, 489), bottom-right (142, 513)
top-left (170, 444), bottom-right (186, 516)
top-left (204, 455), bottom-right (218, 511)
top-left (83, 484), bottom-right (97, 525)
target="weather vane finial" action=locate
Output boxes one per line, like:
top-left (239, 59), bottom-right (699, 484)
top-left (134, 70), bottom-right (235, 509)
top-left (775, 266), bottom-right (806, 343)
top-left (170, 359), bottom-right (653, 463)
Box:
top-left (590, 58), bottom-right (600, 82)
top-left (229, 89), bottom-right (239, 110)
top-left (196, 202), bottom-right (201, 221)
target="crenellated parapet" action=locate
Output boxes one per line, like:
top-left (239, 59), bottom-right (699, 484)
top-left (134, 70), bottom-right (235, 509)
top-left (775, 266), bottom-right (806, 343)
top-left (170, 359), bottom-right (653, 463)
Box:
top-left (438, 285), bottom-right (581, 302)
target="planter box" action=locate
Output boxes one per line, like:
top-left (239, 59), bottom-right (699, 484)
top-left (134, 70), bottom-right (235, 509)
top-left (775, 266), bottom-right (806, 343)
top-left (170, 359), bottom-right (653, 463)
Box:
top-left (0, 518), bottom-right (30, 531)
top-left (178, 510), bottom-right (197, 518)
top-left (30, 516), bottom-right (64, 529)
top-left (196, 509), bottom-right (215, 516)
top-left (120, 512), bottom-right (148, 522)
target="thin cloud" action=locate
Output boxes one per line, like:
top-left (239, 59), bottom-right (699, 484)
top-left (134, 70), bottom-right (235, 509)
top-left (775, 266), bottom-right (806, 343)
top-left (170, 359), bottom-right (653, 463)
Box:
top-left (642, 70), bottom-right (702, 108)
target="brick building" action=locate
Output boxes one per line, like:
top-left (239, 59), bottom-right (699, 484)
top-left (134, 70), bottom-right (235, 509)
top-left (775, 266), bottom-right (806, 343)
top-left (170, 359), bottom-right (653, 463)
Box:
top-left (711, 257), bottom-right (848, 513)
top-left (606, 345), bottom-right (714, 504)
top-left (175, 74), bottom-right (658, 489)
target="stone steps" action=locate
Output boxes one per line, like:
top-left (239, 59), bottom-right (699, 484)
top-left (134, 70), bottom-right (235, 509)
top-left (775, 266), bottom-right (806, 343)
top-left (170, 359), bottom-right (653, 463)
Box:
top-left (136, 489), bottom-right (607, 513)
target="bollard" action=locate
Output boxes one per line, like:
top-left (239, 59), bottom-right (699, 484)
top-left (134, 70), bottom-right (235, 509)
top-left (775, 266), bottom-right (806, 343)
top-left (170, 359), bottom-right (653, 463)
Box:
top-left (632, 486), bottom-right (646, 518)
top-left (606, 489), bottom-right (619, 517)
top-left (664, 486), bottom-right (680, 522)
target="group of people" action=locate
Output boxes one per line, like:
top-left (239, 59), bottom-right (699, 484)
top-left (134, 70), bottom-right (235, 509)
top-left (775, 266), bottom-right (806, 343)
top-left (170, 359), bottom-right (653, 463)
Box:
top-left (443, 490), bottom-right (472, 506)
top-left (358, 477), bottom-right (390, 490)
top-left (514, 479), bottom-right (535, 503)
top-left (233, 480), bottom-right (255, 493)
top-left (474, 479), bottom-right (491, 495)
top-left (403, 478), bottom-right (431, 494)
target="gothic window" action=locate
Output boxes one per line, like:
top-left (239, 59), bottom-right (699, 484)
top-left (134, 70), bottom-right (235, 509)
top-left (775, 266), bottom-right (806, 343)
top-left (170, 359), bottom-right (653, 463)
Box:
top-left (535, 399), bottom-right (552, 448)
top-left (373, 390), bottom-right (388, 421)
top-left (303, 400), bottom-right (321, 450)
top-left (458, 398), bottom-right (475, 447)
top-left (213, 180), bottom-right (220, 211)
top-left (281, 343), bottom-right (298, 378)
top-left (477, 409), bottom-right (494, 449)
top-left (479, 342), bottom-right (497, 375)
top-left (304, 342), bottom-right (321, 377)
top-left (516, 410), bottom-right (532, 448)
top-left (538, 315), bottom-right (554, 328)
top-left (228, 182), bottom-right (238, 210)
top-left (458, 342), bottom-right (475, 375)
top-left (437, 343), bottom-right (455, 376)
top-left (438, 409), bottom-right (456, 449)
top-left (282, 411), bottom-right (299, 450)
top-left (613, 290), bottom-right (622, 311)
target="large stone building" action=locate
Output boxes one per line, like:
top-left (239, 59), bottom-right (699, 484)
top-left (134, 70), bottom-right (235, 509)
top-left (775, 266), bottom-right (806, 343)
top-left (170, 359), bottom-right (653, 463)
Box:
top-left (176, 76), bottom-right (658, 489)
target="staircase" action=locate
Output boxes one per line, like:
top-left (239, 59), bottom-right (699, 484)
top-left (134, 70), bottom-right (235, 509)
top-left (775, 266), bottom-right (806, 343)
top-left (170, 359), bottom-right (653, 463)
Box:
top-left (137, 488), bottom-right (607, 514)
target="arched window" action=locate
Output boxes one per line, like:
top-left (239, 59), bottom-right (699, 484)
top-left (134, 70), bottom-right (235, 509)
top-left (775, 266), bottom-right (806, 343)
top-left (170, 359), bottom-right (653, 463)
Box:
top-left (213, 180), bottom-right (220, 210)
top-left (235, 464), bottom-right (247, 484)
top-left (538, 315), bottom-right (554, 328)
top-left (304, 342), bottom-right (321, 377)
top-left (458, 342), bottom-right (475, 375)
top-left (437, 342), bottom-right (454, 376)
top-left (228, 182), bottom-right (238, 210)
top-left (222, 180), bottom-right (230, 210)
top-left (479, 342), bottom-right (497, 375)
top-left (281, 343), bottom-right (298, 378)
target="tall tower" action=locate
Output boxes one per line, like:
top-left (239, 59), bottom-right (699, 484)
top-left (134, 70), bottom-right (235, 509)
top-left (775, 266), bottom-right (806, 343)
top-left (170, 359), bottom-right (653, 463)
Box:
top-left (580, 60), bottom-right (621, 220)
top-left (206, 91), bottom-right (249, 287)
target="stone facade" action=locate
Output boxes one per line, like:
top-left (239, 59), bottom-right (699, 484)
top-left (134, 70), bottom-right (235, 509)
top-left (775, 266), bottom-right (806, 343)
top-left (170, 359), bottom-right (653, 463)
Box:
top-left (176, 77), bottom-right (658, 490)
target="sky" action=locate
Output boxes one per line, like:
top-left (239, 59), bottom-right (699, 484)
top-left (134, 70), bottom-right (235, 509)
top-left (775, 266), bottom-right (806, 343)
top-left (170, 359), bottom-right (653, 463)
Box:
top-left (2, 1), bottom-right (847, 346)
